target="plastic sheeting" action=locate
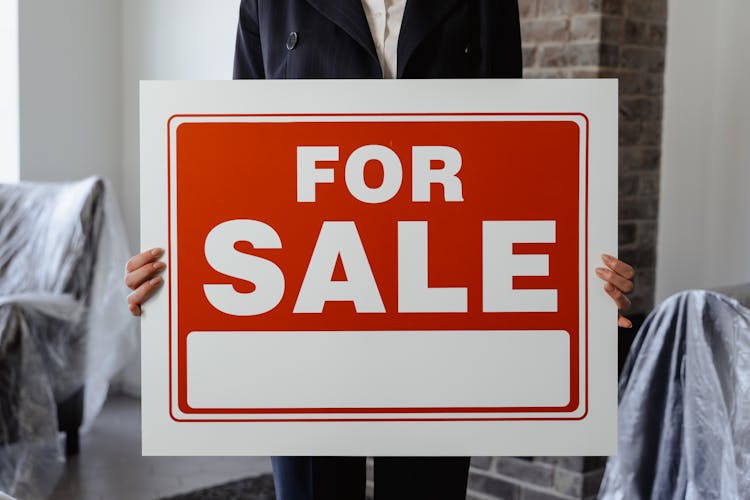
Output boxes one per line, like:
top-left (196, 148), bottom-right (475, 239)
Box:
top-left (599, 290), bottom-right (750, 500)
top-left (0, 177), bottom-right (137, 499)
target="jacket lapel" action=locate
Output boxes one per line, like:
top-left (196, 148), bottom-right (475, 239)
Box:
top-left (304, 0), bottom-right (379, 65)
top-left (397, 0), bottom-right (462, 77)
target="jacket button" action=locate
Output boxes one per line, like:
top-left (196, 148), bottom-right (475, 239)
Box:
top-left (286, 31), bottom-right (298, 51)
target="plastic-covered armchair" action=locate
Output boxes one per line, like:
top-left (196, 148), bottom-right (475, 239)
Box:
top-left (0, 177), bottom-right (137, 499)
top-left (599, 290), bottom-right (750, 499)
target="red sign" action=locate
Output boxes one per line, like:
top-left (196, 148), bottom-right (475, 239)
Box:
top-left (169, 113), bottom-right (587, 421)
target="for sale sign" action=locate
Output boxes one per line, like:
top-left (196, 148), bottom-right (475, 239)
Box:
top-left (140, 80), bottom-right (618, 455)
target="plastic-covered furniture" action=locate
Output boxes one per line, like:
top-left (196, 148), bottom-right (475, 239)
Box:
top-left (0, 177), bottom-right (137, 499)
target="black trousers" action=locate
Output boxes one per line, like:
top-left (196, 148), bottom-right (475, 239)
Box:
top-left (272, 456), bottom-right (471, 500)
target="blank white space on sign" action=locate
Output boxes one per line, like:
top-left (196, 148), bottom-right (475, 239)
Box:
top-left (187, 330), bottom-right (570, 410)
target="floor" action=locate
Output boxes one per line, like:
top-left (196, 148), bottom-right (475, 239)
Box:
top-left (51, 395), bottom-right (273, 500)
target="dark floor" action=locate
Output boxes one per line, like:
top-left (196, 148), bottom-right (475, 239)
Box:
top-left (50, 395), bottom-right (273, 500)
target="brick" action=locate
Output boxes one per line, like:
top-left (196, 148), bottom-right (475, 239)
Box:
top-left (553, 468), bottom-right (583, 497)
top-left (638, 277), bottom-right (656, 299)
top-left (522, 18), bottom-right (571, 43)
top-left (619, 174), bottom-right (639, 196)
top-left (538, 0), bottom-right (602, 17)
top-left (619, 119), bottom-right (640, 147)
top-left (620, 97), bottom-right (661, 121)
top-left (471, 456), bottom-right (493, 471)
top-left (599, 43), bottom-right (620, 68)
top-left (537, 0), bottom-right (562, 16)
top-left (619, 47), bottom-right (665, 73)
top-left (523, 67), bottom-right (569, 78)
top-left (601, 0), bottom-right (625, 15)
top-left (613, 70), bottom-right (639, 94)
top-left (523, 46), bottom-right (538, 67)
top-left (618, 72), bottom-right (663, 96)
top-left (583, 467), bottom-right (605, 496)
top-left (627, 270), bottom-right (655, 312)
top-left (521, 487), bottom-right (577, 500)
top-left (519, 0), bottom-right (539, 18)
top-left (619, 244), bottom-right (656, 269)
top-left (569, 68), bottom-right (599, 78)
top-left (636, 220), bottom-right (658, 247)
top-left (637, 173), bottom-right (659, 197)
top-left (597, 67), bottom-right (622, 78)
top-left (629, 292), bottom-right (651, 315)
top-left (366, 457), bottom-right (374, 499)
top-left (468, 470), bottom-right (522, 500)
top-left (580, 0), bottom-right (604, 14)
top-left (600, 15), bottom-right (625, 42)
top-left (639, 119), bottom-right (662, 146)
top-left (625, 0), bottom-right (667, 22)
top-left (619, 146), bottom-right (642, 172)
top-left (495, 457), bottom-right (554, 488)
top-left (540, 43), bottom-right (599, 67)
top-left (619, 196), bottom-right (658, 220)
top-left (534, 67), bottom-right (563, 77)
top-left (533, 457), bottom-right (584, 472)
top-left (623, 19), bottom-right (648, 44)
top-left (617, 99), bottom-right (636, 120)
top-left (538, 45), bottom-right (568, 67)
top-left (619, 146), bottom-right (661, 174)
top-left (466, 493), bottom-right (495, 500)
top-left (569, 15), bottom-right (601, 40)
top-left (641, 147), bottom-right (661, 171)
top-left (619, 222), bottom-right (637, 246)
top-left (648, 23), bottom-right (667, 45)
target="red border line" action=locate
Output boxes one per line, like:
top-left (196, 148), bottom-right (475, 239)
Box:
top-left (166, 112), bottom-right (589, 422)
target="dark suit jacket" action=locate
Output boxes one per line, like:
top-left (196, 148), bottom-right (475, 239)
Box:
top-left (233, 0), bottom-right (521, 79)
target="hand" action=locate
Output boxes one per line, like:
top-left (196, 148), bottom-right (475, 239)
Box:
top-left (595, 254), bottom-right (635, 328)
top-left (125, 247), bottom-right (166, 317)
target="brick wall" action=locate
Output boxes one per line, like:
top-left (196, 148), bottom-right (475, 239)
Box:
top-left (520, 0), bottom-right (666, 314)
top-left (468, 1), bottom-right (668, 498)
top-left (468, 457), bottom-right (606, 500)
top-left (599, 0), bottom-right (666, 315)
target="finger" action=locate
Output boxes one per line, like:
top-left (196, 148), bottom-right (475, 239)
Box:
top-left (602, 254), bottom-right (635, 280)
top-left (127, 276), bottom-right (164, 307)
top-left (129, 302), bottom-right (142, 317)
top-left (126, 247), bottom-right (164, 273)
top-left (595, 267), bottom-right (634, 294)
top-left (125, 260), bottom-right (166, 290)
top-left (604, 282), bottom-right (632, 312)
top-left (618, 314), bottom-right (633, 328)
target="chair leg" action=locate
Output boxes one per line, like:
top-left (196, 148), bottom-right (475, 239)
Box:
top-left (57, 386), bottom-right (84, 456)
top-left (65, 428), bottom-right (80, 456)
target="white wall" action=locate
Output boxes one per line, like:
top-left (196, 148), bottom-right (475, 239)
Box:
top-left (120, 0), bottom-right (240, 249)
top-left (18, 0), bottom-right (122, 187)
top-left (16, 0), bottom-right (239, 247)
top-left (656, 0), bottom-right (750, 301)
top-left (0, 0), bottom-right (19, 183)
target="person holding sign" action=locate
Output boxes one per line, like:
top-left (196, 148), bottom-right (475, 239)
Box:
top-left (126, 1), bottom-right (635, 499)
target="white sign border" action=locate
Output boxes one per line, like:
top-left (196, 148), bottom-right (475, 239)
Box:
top-left (141, 79), bottom-right (618, 455)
